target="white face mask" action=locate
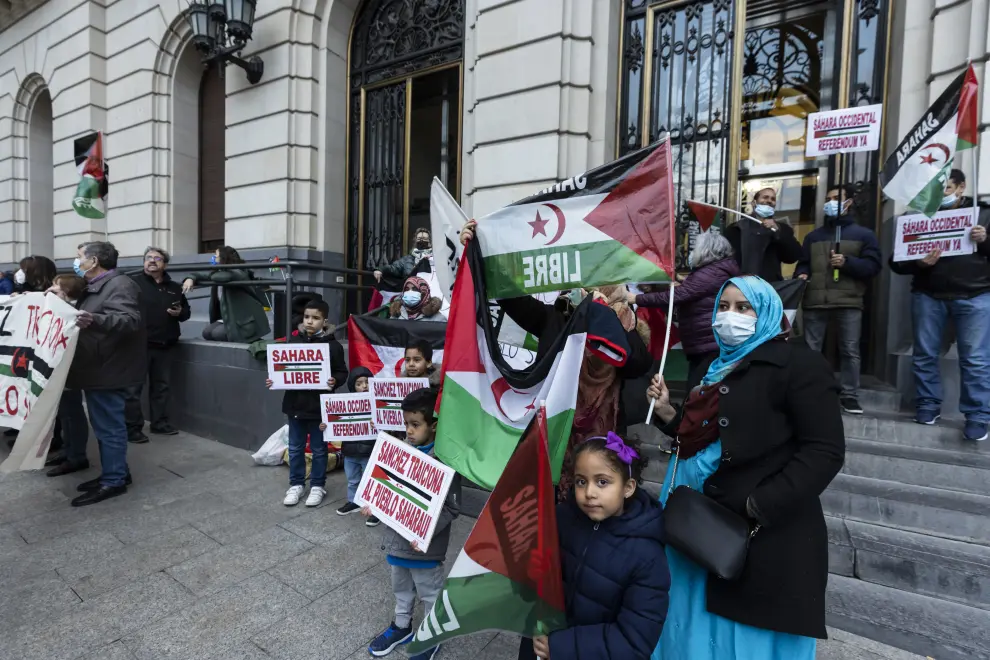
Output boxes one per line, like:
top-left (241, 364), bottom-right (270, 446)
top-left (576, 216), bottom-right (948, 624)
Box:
top-left (824, 200), bottom-right (840, 217)
top-left (940, 193), bottom-right (958, 208)
top-left (754, 204), bottom-right (775, 219)
top-left (713, 311), bottom-right (758, 347)
top-left (13, 269), bottom-right (25, 285)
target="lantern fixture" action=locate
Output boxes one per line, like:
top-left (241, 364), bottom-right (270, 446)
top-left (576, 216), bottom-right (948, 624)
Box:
top-left (185, 0), bottom-right (263, 85)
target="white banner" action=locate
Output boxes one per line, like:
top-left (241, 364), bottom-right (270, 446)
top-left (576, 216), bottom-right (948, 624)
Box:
top-left (805, 104), bottom-right (883, 157)
top-left (893, 208), bottom-right (977, 261)
top-left (0, 293), bottom-right (80, 473)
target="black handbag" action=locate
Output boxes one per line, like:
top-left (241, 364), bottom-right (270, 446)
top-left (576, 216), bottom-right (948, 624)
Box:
top-left (662, 445), bottom-right (759, 581)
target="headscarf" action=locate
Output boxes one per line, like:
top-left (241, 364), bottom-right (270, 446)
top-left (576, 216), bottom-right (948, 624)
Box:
top-left (703, 275), bottom-right (784, 385)
top-left (402, 276), bottom-right (431, 317)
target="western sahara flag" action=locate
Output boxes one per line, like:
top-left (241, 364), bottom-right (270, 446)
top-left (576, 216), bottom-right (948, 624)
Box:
top-left (435, 238), bottom-right (630, 488)
top-left (464, 139), bottom-right (676, 298)
top-left (881, 65), bottom-right (979, 217)
top-left (347, 316), bottom-right (446, 377)
top-left (407, 405), bottom-right (566, 653)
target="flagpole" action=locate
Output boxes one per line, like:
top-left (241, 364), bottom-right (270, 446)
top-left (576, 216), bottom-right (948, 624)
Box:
top-left (689, 200), bottom-right (763, 226)
top-left (644, 285), bottom-right (675, 426)
top-left (971, 61), bottom-right (980, 236)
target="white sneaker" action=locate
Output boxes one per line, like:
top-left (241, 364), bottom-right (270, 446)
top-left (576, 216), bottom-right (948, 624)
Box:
top-left (305, 487), bottom-right (327, 507)
top-left (283, 485), bottom-right (305, 506)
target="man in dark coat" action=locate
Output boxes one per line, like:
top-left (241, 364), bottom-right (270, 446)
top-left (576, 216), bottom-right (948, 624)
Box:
top-left (125, 246), bottom-right (190, 442)
top-left (889, 169), bottom-right (990, 441)
top-left (795, 184), bottom-right (882, 415)
top-left (724, 187), bottom-right (803, 282)
top-left (56, 241), bottom-right (146, 507)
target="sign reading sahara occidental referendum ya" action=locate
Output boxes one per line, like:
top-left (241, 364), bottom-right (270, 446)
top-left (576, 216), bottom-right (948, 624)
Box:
top-left (321, 392), bottom-right (376, 442)
top-left (0, 293), bottom-right (81, 473)
top-left (432, 139), bottom-right (677, 299)
top-left (805, 104), bottom-right (883, 157)
top-left (893, 207), bottom-right (977, 262)
top-left (354, 431), bottom-right (456, 551)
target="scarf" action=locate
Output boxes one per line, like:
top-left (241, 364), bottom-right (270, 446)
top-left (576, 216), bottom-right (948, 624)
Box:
top-left (411, 247), bottom-right (433, 263)
top-left (402, 276), bottom-right (431, 318)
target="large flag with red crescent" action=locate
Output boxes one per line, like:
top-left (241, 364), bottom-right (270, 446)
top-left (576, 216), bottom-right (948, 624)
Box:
top-left (881, 64), bottom-right (979, 217)
top-left (406, 404), bottom-right (567, 653)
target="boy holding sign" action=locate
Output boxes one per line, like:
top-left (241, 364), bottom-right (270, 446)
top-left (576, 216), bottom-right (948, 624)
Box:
top-left (363, 387), bottom-right (460, 660)
top-left (266, 301), bottom-right (347, 507)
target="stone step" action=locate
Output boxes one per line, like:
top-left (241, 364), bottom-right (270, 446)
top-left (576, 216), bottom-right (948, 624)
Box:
top-left (822, 473), bottom-right (990, 545)
top-left (856, 385), bottom-right (903, 414)
top-left (843, 410), bottom-right (990, 454)
top-left (842, 438), bottom-right (990, 496)
top-left (827, 516), bottom-right (990, 611)
top-left (827, 574), bottom-right (990, 660)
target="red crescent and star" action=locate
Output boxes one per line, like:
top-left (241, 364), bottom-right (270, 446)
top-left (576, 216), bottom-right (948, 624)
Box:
top-left (918, 143), bottom-right (951, 166)
top-left (527, 204), bottom-right (568, 245)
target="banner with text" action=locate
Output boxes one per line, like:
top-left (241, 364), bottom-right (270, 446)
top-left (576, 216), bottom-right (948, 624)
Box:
top-left (321, 393), bottom-right (376, 442)
top-left (354, 432), bottom-right (455, 550)
top-left (267, 344), bottom-right (331, 390)
top-left (370, 377), bottom-right (429, 431)
top-left (893, 208), bottom-right (977, 261)
top-left (805, 104), bottom-right (883, 157)
top-left (0, 293), bottom-right (81, 473)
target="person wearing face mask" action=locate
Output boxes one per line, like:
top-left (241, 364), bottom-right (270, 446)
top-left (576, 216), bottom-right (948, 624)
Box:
top-left (388, 275), bottom-right (445, 321)
top-left (724, 187), bottom-right (802, 282)
top-left (889, 169), bottom-right (990, 441)
top-left (647, 275), bottom-right (844, 660)
top-left (794, 184), bottom-right (881, 415)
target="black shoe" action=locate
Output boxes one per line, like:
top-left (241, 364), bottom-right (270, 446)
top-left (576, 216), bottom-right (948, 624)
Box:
top-left (128, 433), bottom-right (149, 444)
top-left (840, 397), bottom-right (864, 415)
top-left (71, 485), bottom-right (127, 507)
top-left (44, 454), bottom-right (67, 468)
top-left (77, 474), bottom-right (132, 492)
top-left (336, 501), bottom-right (361, 516)
top-left (366, 516), bottom-right (381, 527)
top-left (150, 424), bottom-right (179, 436)
top-left (47, 460), bottom-right (89, 477)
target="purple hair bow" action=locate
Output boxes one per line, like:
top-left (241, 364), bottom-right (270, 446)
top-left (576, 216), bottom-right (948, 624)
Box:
top-left (585, 431), bottom-right (639, 477)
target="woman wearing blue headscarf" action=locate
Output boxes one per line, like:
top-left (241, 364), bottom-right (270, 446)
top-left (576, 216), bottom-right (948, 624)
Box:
top-left (647, 275), bottom-right (845, 659)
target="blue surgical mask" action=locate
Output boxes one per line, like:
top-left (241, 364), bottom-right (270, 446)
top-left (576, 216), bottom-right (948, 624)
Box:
top-left (940, 193), bottom-right (958, 208)
top-left (210, 255), bottom-right (218, 265)
top-left (824, 200), bottom-right (840, 217)
top-left (72, 257), bottom-right (93, 278)
top-left (402, 291), bottom-right (422, 308)
top-left (754, 204), bottom-right (775, 219)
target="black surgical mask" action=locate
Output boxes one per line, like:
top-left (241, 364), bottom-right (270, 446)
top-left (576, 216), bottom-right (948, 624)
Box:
top-left (416, 239), bottom-right (430, 250)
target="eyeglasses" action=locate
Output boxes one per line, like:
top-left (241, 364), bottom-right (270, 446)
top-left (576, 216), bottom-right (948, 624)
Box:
top-left (145, 256), bottom-right (164, 263)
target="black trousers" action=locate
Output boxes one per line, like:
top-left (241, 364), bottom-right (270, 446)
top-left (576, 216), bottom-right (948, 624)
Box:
top-left (124, 346), bottom-right (174, 435)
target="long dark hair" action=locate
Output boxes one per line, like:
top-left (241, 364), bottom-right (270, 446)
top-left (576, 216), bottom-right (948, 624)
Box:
top-left (216, 246), bottom-right (244, 265)
top-left (21, 255), bottom-right (56, 292)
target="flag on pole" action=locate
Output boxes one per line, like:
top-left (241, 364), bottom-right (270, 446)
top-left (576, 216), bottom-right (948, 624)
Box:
top-left (686, 200), bottom-right (719, 232)
top-left (406, 404), bottom-right (567, 653)
top-left (880, 65), bottom-right (979, 217)
top-left (72, 132), bottom-right (106, 220)
top-left (463, 139), bottom-right (676, 298)
top-left (347, 316), bottom-right (446, 377)
top-left (434, 238), bottom-right (631, 488)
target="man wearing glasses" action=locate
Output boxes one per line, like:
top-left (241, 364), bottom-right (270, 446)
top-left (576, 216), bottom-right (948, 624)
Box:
top-left (125, 246), bottom-right (191, 442)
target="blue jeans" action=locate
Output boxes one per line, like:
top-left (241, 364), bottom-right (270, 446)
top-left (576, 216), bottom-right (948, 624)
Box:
top-left (287, 417), bottom-right (327, 488)
top-left (85, 389), bottom-right (130, 488)
top-left (344, 456), bottom-right (369, 502)
top-left (912, 292), bottom-right (990, 423)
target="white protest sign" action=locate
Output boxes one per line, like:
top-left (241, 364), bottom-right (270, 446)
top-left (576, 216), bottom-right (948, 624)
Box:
top-left (370, 377), bottom-right (429, 431)
top-left (893, 208), bottom-right (977, 262)
top-left (354, 432), bottom-right (455, 550)
top-left (266, 344), bottom-right (331, 390)
top-left (0, 293), bottom-right (81, 473)
top-left (321, 392), bottom-right (376, 442)
top-left (805, 104), bottom-right (883, 157)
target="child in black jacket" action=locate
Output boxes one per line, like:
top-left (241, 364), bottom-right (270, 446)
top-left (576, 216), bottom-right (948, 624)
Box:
top-left (266, 300), bottom-right (347, 507)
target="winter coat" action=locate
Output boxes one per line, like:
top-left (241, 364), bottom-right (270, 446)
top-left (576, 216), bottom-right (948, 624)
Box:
top-left (0, 274), bottom-right (12, 296)
top-left (130, 272), bottom-right (190, 347)
top-left (67, 271), bottom-right (147, 390)
top-left (378, 251), bottom-right (432, 282)
top-left (795, 213), bottom-right (882, 309)
top-left (635, 257), bottom-right (740, 356)
top-left (388, 295), bottom-right (446, 322)
top-left (655, 340), bottom-right (845, 638)
top-left (187, 268), bottom-right (270, 343)
top-left (546, 487), bottom-right (669, 660)
top-left (342, 366), bottom-right (375, 458)
top-left (497, 296), bottom-right (653, 436)
top-left (380, 445), bottom-right (461, 563)
top-left (279, 326), bottom-right (348, 420)
top-left (889, 198), bottom-right (990, 300)
top-left (724, 218), bottom-right (803, 282)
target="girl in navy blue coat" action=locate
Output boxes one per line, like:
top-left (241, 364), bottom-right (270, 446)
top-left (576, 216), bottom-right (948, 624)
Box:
top-left (523, 432), bottom-right (671, 660)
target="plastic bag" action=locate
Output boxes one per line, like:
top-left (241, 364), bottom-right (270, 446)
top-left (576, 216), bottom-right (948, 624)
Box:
top-left (252, 425), bottom-right (289, 466)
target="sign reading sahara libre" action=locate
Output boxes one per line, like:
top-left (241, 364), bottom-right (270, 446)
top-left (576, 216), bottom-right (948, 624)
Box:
top-left (354, 432), bottom-right (456, 550)
top-left (893, 207), bottom-right (977, 261)
top-left (0, 293), bottom-right (81, 473)
top-left (369, 377), bottom-right (429, 431)
top-left (320, 392), bottom-right (375, 442)
top-left (805, 104), bottom-right (883, 157)
top-left (266, 344), bottom-right (331, 390)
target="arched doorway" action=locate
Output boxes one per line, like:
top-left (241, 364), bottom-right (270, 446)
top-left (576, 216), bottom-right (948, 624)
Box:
top-left (347, 0), bottom-right (465, 310)
top-left (28, 87), bottom-right (53, 258)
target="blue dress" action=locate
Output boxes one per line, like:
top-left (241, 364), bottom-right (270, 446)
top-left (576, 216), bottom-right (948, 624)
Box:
top-left (651, 442), bottom-right (817, 660)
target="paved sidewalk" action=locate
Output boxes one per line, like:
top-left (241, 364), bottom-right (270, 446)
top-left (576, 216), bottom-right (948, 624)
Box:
top-left (0, 431), bottom-right (921, 660)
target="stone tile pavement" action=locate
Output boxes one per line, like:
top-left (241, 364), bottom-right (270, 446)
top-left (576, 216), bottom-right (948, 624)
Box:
top-left (0, 431), bottom-right (922, 660)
